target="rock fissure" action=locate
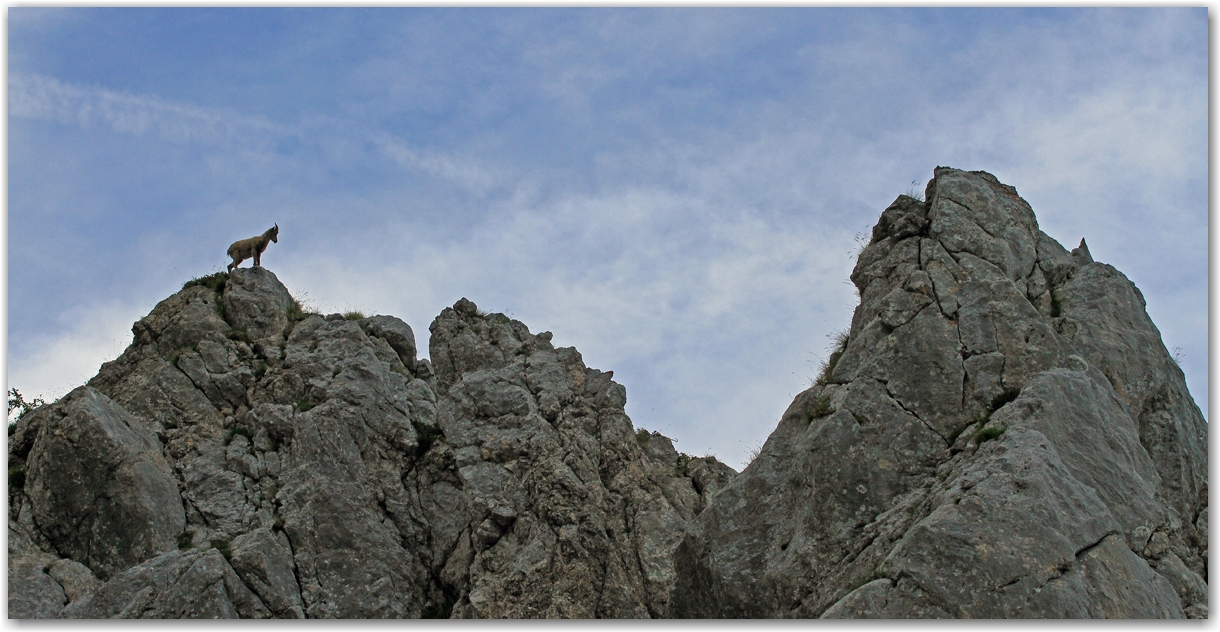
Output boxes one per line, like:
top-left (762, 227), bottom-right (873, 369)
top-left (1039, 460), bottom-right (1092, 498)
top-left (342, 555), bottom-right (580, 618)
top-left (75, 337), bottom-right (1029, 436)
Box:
top-left (879, 378), bottom-right (950, 447)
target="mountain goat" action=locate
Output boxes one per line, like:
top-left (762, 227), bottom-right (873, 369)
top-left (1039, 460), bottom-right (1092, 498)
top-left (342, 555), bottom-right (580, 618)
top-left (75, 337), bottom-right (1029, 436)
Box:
top-left (227, 224), bottom-right (279, 273)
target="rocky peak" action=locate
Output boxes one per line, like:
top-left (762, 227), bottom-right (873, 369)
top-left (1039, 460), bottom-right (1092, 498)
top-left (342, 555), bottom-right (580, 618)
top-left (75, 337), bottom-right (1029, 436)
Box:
top-left (8, 168), bottom-right (1205, 619)
top-left (668, 167), bottom-right (1207, 619)
top-left (9, 271), bottom-right (729, 618)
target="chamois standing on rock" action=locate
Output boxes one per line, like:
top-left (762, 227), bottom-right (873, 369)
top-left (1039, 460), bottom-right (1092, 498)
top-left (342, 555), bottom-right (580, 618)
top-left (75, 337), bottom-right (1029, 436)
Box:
top-left (227, 224), bottom-right (279, 273)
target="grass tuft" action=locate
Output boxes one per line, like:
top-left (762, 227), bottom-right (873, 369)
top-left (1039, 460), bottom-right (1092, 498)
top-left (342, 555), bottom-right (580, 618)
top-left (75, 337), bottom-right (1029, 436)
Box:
top-left (807, 394), bottom-right (834, 421)
top-left (210, 539), bottom-right (231, 560)
top-left (989, 388), bottom-right (1021, 412)
top-left (975, 425), bottom-right (1006, 444)
top-left (815, 329), bottom-right (850, 387)
top-left (182, 271), bottom-right (228, 294)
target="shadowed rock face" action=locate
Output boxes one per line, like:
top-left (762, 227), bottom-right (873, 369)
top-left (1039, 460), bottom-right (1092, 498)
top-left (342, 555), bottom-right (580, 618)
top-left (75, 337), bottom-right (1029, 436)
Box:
top-left (666, 167), bottom-right (1206, 619)
top-left (7, 169), bottom-right (1205, 619)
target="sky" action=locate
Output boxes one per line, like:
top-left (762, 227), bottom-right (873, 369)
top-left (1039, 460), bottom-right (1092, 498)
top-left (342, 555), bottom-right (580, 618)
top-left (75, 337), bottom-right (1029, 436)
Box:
top-left (6, 8), bottom-right (1208, 469)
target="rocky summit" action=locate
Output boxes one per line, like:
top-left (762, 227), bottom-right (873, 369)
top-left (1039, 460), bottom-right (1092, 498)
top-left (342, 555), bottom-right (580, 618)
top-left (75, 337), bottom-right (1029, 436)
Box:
top-left (8, 168), bottom-right (1206, 619)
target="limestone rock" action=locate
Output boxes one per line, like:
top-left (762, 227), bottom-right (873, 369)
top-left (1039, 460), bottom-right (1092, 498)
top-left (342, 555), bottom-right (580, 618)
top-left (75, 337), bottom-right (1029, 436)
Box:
top-left (60, 548), bottom-right (271, 619)
top-left (22, 387), bottom-right (185, 581)
top-left (9, 167), bottom-right (1203, 619)
top-left (425, 299), bottom-right (714, 618)
top-left (669, 168), bottom-right (1205, 619)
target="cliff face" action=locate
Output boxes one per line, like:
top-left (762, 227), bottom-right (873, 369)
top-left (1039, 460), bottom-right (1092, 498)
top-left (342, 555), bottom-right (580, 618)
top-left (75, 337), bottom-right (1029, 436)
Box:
top-left (7, 168), bottom-right (1206, 619)
top-left (667, 168), bottom-right (1207, 619)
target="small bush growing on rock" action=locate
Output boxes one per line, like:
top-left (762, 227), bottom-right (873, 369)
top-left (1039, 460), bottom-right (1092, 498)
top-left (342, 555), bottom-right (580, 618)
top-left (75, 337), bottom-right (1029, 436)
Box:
top-left (674, 453), bottom-right (691, 478)
top-left (989, 388), bottom-right (1021, 412)
top-left (815, 330), bottom-right (849, 386)
top-left (343, 310), bottom-right (366, 321)
top-left (177, 530), bottom-right (195, 550)
top-left (634, 428), bottom-right (651, 446)
top-left (295, 399), bottom-right (315, 413)
top-left (8, 388), bottom-right (45, 424)
top-left (806, 394), bottom-right (834, 421)
top-left (746, 442), bottom-right (764, 465)
top-left (182, 271), bottom-right (228, 294)
top-left (975, 425), bottom-right (1006, 443)
top-left (210, 539), bottom-right (231, 560)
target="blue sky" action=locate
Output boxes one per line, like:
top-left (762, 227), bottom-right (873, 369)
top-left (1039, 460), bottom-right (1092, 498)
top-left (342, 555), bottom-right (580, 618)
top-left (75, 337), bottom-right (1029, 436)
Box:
top-left (8, 8), bottom-right (1208, 468)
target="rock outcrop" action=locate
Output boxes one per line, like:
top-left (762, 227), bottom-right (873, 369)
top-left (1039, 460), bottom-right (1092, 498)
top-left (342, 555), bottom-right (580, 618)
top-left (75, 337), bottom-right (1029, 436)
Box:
top-left (8, 267), bottom-right (731, 618)
top-left (667, 167), bottom-right (1207, 619)
top-left (7, 168), bottom-right (1205, 618)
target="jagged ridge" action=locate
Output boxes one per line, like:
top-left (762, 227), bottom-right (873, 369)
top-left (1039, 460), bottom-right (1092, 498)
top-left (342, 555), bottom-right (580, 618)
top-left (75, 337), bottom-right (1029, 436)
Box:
top-left (8, 167), bottom-right (1206, 619)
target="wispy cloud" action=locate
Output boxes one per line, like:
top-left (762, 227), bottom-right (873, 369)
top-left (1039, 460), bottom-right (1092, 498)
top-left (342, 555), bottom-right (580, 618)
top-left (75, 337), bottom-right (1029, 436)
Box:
top-left (10, 73), bottom-right (286, 147)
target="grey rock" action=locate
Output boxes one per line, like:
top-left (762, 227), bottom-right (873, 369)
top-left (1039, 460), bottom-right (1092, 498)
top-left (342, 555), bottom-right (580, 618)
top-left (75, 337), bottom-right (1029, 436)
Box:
top-left (360, 315), bottom-right (419, 369)
top-left (669, 168), bottom-right (1205, 619)
top-left (23, 387), bottom-right (185, 580)
top-left (48, 558), bottom-right (103, 603)
top-left (60, 548), bottom-right (271, 619)
top-left (425, 299), bottom-right (717, 618)
top-left (9, 558), bottom-right (67, 619)
top-left (221, 266), bottom-right (295, 355)
top-left (1052, 260), bottom-right (1208, 567)
top-left (229, 528), bottom-right (304, 618)
top-left (8, 523), bottom-right (68, 618)
top-left (12, 168), bottom-right (1204, 619)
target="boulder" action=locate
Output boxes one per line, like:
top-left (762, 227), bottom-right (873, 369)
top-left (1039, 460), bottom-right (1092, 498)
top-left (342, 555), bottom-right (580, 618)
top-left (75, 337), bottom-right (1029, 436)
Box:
top-left (23, 387), bottom-right (185, 581)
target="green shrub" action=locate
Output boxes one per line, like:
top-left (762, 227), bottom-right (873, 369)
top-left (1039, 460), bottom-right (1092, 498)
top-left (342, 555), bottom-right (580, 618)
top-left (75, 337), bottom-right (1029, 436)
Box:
top-left (7, 388), bottom-right (45, 422)
top-left (178, 530), bottom-right (195, 550)
top-left (975, 425), bottom-right (1006, 443)
top-left (295, 399), bottom-right (315, 413)
top-left (343, 310), bottom-right (366, 321)
top-left (806, 394), bottom-right (834, 421)
top-left (634, 428), bottom-right (651, 446)
top-left (815, 330), bottom-right (850, 386)
top-left (210, 539), bottom-right (231, 560)
top-left (989, 388), bottom-right (1020, 412)
top-left (182, 271), bottom-right (228, 294)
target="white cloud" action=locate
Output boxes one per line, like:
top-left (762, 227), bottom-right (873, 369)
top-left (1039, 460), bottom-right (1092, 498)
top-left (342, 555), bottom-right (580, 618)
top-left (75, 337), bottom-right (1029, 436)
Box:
top-left (7, 302), bottom-right (146, 411)
top-left (9, 73), bottom-right (286, 147)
